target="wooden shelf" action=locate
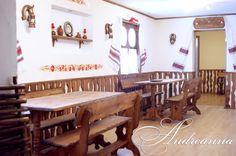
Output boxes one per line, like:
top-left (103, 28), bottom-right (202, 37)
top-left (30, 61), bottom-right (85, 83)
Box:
top-left (52, 35), bottom-right (93, 48)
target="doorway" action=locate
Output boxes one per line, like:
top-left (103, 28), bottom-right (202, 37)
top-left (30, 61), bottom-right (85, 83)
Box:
top-left (194, 30), bottom-right (226, 106)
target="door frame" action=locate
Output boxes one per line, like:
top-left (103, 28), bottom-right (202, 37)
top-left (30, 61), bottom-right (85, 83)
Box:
top-left (193, 29), bottom-right (226, 78)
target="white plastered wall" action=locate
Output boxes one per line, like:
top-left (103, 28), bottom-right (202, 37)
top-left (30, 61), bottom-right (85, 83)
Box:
top-left (0, 0), bottom-right (17, 85)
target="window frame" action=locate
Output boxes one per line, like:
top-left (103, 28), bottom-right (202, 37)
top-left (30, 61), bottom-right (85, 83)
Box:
top-left (120, 19), bottom-right (140, 74)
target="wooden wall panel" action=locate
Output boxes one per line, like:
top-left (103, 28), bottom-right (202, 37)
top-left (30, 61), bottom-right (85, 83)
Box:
top-left (199, 69), bottom-right (225, 94)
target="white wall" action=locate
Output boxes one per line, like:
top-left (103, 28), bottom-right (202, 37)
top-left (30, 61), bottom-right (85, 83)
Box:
top-left (154, 18), bottom-right (195, 72)
top-left (154, 15), bottom-right (236, 72)
top-left (15, 0), bottom-right (236, 83)
top-left (16, 0), bottom-right (157, 83)
top-left (0, 0), bottom-right (17, 85)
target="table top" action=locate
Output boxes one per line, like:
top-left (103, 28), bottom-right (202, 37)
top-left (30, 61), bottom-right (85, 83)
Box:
top-left (22, 91), bottom-right (124, 112)
top-left (135, 78), bottom-right (184, 85)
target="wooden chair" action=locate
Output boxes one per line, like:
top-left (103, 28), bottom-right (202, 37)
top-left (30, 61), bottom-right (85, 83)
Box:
top-left (165, 79), bottom-right (201, 121)
top-left (43, 92), bottom-right (141, 156)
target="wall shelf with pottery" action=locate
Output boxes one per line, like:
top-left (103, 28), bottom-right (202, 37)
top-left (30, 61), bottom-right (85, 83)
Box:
top-left (51, 0), bottom-right (93, 49)
top-left (52, 35), bottom-right (93, 48)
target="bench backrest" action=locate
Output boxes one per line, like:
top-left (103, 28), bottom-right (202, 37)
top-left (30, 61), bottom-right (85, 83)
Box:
top-left (118, 76), bottom-right (149, 92)
top-left (180, 79), bottom-right (201, 106)
top-left (188, 79), bottom-right (201, 100)
top-left (78, 92), bottom-right (141, 128)
top-left (180, 80), bottom-right (190, 107)
top-left (22, 88), bottom-right (64, 99)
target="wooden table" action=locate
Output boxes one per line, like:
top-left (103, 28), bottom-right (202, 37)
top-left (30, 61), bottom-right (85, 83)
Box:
top-left (135, 78), bottom-right (184, 120)
top-left (22, 91), bottom-right (124, 156)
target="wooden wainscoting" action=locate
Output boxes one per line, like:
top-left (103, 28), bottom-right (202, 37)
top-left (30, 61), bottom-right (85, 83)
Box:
top-left (225, 72), bottom-right (236, 109)
top-left (24, 75), bottom-right (119, 93)
top-left (199, 69), bottom-right (225, 94)
top-left (23, 71), bottom-right (194, 106)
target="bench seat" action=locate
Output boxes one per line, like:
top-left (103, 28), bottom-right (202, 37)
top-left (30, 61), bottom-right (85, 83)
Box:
top-left (44, 115), bottom-right (131, 148)
top-left (166, 92), bottom-right (194, 102)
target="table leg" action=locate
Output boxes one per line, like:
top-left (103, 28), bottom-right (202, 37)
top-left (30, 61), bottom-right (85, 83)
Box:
top-left (144, 85), bottom-right (161, 120)
top-left (32, 111), bottom-right (41, 156)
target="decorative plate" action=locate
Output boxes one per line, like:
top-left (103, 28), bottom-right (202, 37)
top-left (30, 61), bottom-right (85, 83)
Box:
top-left (64, 21), bottom-right (73, 37)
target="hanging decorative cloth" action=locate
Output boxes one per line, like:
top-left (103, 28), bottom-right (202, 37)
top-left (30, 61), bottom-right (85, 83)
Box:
top-left (108, 46), bottom-right (120, 72)
top-left (107, 17), bottom-right (122, 73)
top-left (140, 49), bottom-right (147, 72)
top-left (224, 16), bottom-right (236, 71)
top-left (17, 40), bottom-right (26, 76)
top-left (172, 26), bottom-right (193, 71)
top-left (17, 40), bottom-right (24, 63)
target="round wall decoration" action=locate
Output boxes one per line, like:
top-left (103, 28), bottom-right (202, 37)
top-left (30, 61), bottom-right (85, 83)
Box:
top-left (64, 21), bottom-right (73, 37)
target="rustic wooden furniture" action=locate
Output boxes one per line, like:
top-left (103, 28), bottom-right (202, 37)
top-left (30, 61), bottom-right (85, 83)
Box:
top-left (0, 85), bottom-right (31, 156)
top-left (23, 71), bottom-right (196, 107)
top-left (165, 79), bottom-right (201, 121)
top-left (118, 76), bottom-right (163, 113)
top-left (22, 91), bottom-right (141, 156)
top-left (22, 87), bottom-right (77, 154)
top-left (217, 72), bottom-right (226, 95)
top-left (135, 78), bottom-right (184, 120)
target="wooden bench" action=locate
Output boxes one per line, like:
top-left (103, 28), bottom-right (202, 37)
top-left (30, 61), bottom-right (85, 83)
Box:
top-left (165, 79), bottom-right (201, 121)
top-left (44, 92), bottom-right (141, 156)
top-left (118, 76), bottom-right (163, 112)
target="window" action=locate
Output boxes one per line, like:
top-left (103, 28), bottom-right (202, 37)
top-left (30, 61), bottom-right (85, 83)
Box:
top-left (120, 20), bottom-right (140, 74)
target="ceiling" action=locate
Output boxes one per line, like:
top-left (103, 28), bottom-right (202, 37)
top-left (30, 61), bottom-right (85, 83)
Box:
top-left (105, 0), bottom-right (236, 19)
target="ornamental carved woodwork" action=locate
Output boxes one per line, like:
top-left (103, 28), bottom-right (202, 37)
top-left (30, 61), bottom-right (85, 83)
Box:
top-left (193, 17), bottom-right (225, 29)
